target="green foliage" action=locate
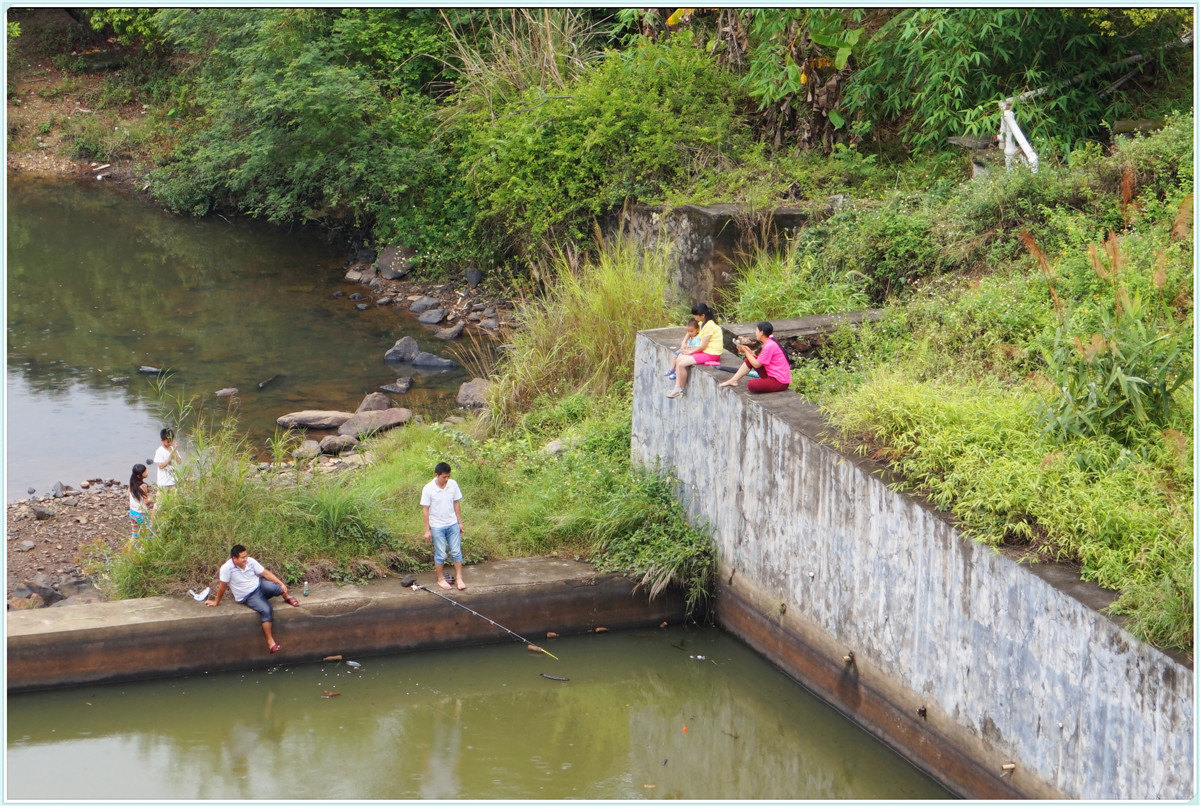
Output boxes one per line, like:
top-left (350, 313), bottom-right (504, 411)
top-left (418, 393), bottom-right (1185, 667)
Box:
top-left (727, 242), bottom-right (870, 321)
top-left (845, 8), bottom-right (1191, 150)
top-left (485, 229), bottom-right (676, 426)
top-left (8, 21), bottom-right (20, 39)
top-left (458, 34), bottom-right (748, 254)
top-left (85, 9), bottom-right (167, 52)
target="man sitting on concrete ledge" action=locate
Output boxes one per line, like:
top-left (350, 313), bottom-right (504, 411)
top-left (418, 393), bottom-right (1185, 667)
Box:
top-left (207, 544), bottom-right (300, 654)
top-left (719, 321), bottom-right (791, 393)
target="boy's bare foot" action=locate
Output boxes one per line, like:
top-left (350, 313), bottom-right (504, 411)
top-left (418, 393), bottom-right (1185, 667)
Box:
top-left (437, 578), bottom-right (452, 590)
top-left (456, 579), bottom-right (467, 591)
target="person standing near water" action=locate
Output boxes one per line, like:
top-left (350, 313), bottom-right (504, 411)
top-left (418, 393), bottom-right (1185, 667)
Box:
top-left (128, 463), bottom-right (152, 540)
top-left (207, 544), bottom-right (300, 654)
top-left (154, 428), bottom-right (181, 489)
top-left (421, 462), bottom-right (467, 590)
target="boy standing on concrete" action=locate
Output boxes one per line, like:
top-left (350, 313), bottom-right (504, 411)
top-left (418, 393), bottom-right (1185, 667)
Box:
top-left (421, 462), bottom-right (467, 590)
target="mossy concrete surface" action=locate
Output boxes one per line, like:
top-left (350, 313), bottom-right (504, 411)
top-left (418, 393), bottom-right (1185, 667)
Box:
top-left (7, 558), bottom-right (684, 693)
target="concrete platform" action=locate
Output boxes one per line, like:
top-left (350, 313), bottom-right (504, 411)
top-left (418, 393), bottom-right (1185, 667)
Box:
top-left (6, 558), bottom-right (685, 692)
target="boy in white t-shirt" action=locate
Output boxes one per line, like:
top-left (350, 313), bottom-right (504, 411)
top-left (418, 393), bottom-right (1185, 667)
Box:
top-left (154, 428), bottom-right (180, 488)
top-left (421, 462), bottom-right (466, 590)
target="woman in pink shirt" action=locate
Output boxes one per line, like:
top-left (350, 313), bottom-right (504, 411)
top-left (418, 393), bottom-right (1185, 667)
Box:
top-left (718, 321), bottom-right (791, 393)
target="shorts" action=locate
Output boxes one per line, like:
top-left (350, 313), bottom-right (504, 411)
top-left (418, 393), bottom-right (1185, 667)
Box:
top-left (691, 351), bottom-right (721, 366)
top-left (431, 523), bottom-right (463, 565)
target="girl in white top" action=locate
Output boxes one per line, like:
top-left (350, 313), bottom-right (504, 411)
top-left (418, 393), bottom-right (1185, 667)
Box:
top-left (128, 463), bottom-right (152, 539)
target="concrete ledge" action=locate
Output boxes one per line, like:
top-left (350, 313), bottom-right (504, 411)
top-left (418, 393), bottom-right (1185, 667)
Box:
top-left (7, 558), bottom-right (684, 693)
top-left (633, 325), bottom-right (1195, 801)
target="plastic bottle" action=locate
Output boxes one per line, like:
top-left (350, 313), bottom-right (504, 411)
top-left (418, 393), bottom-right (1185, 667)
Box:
top-left (302, 580), bottom-right (310, 596)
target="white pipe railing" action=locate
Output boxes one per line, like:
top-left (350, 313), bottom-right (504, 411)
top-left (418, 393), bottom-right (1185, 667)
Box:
top-left (999, 103), bottom-right (1039, 173)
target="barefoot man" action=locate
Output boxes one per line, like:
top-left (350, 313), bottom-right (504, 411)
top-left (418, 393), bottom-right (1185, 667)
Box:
top-left (421, 462), bottom-right (467, 591)
top-left (207, 544), bottom-right (300, 653)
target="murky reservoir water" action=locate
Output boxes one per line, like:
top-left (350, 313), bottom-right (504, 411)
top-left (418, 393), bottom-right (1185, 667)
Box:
top-left (6, 626), bottom-right (949, 799)
top-left (6, 175), bottom-right (472, 501)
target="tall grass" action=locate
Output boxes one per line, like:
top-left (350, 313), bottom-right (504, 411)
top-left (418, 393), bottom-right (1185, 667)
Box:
top-left (485, 230), bottom-right (677, 427)
top-left (726, 241), bottom-right (871, 321)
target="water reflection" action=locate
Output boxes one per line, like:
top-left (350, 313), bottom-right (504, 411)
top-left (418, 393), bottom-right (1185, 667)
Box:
top-left (6, 175), bottom-right (473, 500)
top-left (7, 627), bottom-right (950, 800)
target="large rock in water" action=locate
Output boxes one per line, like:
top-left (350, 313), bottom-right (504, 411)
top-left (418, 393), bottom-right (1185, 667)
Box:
top-left (408, 296), bottom-right (440, 314)
top-left (413, 351), bottom-right (456, 370)
top-left (337, 407), bottom-right (413, 438)
top-left (374, 244), bottom-right (414, 281)
top-left (384, 336), bottom-right (421, 363)
top-left (380, 377), bottom-right (412, 394)
top-left (355, 392), bottom-right (393, 413)
top-left (457, 378), bottom-right (492, 409)
top-left (277, 410), bottom-right (354, 430)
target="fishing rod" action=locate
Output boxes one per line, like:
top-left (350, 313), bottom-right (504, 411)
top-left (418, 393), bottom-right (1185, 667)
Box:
top-left (400, 575), bottom-right (559, 661)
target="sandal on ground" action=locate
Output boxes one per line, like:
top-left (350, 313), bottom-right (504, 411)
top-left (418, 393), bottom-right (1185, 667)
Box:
top-left (284, 595), bottom-right (300, 607)
top-left (269, 644), bottom-right (283, 654)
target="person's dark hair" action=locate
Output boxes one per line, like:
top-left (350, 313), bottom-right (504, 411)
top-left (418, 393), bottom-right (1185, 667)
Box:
top-left (690, 302), bottom-right (716, 323)
top-left (160, 428), bottom-right (174, 441)
top-left (231, 544), bottom-right (247, 559)
top-left (129, 464), bottom-right (148, 500)
top-left (434, 461), bottom-right (452, 475)
top-left (685, 318), bottom-right (700, 329)
top-left (756, 321), bottom-right (774, 337)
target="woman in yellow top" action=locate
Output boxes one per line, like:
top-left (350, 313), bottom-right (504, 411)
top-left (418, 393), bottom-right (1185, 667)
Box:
top-left (666, 303), bottom-right (723, 399)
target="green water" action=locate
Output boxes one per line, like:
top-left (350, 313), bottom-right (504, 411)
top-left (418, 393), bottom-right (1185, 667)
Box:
top-left (6, 174), bottom-right (472, 501)
top-left (6, 626), bottom-right (950, 800)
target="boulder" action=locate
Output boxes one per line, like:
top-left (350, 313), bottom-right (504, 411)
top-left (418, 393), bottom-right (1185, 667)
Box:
top-left (110, 376), bottom-right (129, 383)
top-left (319, 434), bottom-right (360, 455)
top-left (465, 267), bottom-right (484, 288)
top-left (215, 387), bottom-right (239, 398)
top-left (337, 407), bottom-right (413, 438)
top-left (24, 573), bottom-right (65, 605)
top-left (345, 270), bottom-right (363, 283)
top-left (8, 594), bottom-right (44, 611)
top-left (356, 392), bottom-right (393, 413)
top-left (374, 245), bottom-right (414, 280)
top-left (380, 377), bottom-right (412, 394)
top-left (480, 317), bottom-right (500, 332)
top-left (457, 378), bottom-right (492, 409)
top-left (413, 351), bottom-right (456, 370)
top-left (51, 481), bottom-right (66, 498)
top-left (31, 504), bottom-right (54, 520)
top-left (435, 321), bottom-right (466, 341)
top-left (409, 295), bottom-right (440, 314)
top-left (417, 308), bottom-right (445, 325)
top-left (276, 410), bottom-right (354, 430)
top-left (293, 440), bottom-right (322, 461)
top-left (348, 247), bottom-right (377, 265)
top-left (138, 365), bottom-right (163, 375)
top-left (384, 336), bottom-right (421, 363)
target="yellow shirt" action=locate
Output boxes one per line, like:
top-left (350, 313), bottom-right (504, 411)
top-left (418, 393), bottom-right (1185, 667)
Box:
top-left (699, 320), bottom-right (723, 356)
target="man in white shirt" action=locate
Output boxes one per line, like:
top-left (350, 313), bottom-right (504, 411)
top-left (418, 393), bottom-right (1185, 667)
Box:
top-left (154, 428), bottom-right (180, 488)
top-left (207, 544), bottom-right (299, 654)
top-left (421, 462), bottom-right (466, 591)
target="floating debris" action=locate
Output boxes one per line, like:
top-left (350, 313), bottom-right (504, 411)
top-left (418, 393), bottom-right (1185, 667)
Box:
top-left (593, 626), bottom-right (609, 634)
top-left (546, 632), bottom-right (559, 639)
top-left (322, 655), bottom-right (343, 662)
top-left (322, 691), bottom-right (340, 698)
top-left (345, 661), bottom-right (362, 669)
top-left (540, 673), bottom-right (569, 682)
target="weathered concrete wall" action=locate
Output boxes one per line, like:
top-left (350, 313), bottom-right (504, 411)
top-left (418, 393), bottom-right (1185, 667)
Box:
top-left (613, 203), bottom-right (808, 307)
top-left (7, 559), bottom-right (683, 692)
top-left (632, 327), bottom-right (1194, 800)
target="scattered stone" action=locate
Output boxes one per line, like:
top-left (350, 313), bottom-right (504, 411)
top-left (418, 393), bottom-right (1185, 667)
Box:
top-left (435, 321), bottom-right (466, 341)
top-left (215, 387), bottom-right (239, 398)
top-left (276, 410), bottom-right (355, 430)
top-left (457, 378), bottom-right (492, 409)
top-left (332, 290), bottom-right (345, 298)
top-left (417, 308), bottom-right (445, 325)
top-left (465, 267), bottom-right (484, 288)
top-left (80, 480), bottom-right (90, 489)
top-left (355, 392), bottom-right (393, 413)
top-left (380, 377), bottom-right (412, 394)
top-left (26, 487), bottom-right (35, 495)
top-left (337, 408), bottom-right (413, 439)
top-left (480, 317), bottom-right (500, 332)
top-left (16, 540), bottom-right (36, 552)
top-left (412, 351), bottom-right (456, 370)
top-left (355, 303), bottom-right (370, 311)
top-left (345, 270), bottom-right (363, 283)
top-left (51, 481), bottom-right (65, 498)
top-left (319, 434), bottom-right (360, 455)
top-left (292, 440), bottom-right (322, 461)
top-left (110, 376), bottom-right (129, 384)
top-left (543, 439), bottom-right (565, 457)
top-left (348, 292), bottom-right (363, 301)
top-left (8, 594), bottom-right (44, 610)
top-left (471, 303), bottom-right (488, 311)
top-left (409, 295), bottom-right (440, 314)
top-left (384, 336), bottom-right (421, 363)
top-left (376, 297), bottom-right (393, 306)
top-left (24, 573), bottom-right (64, 605)
top-left (138, 365), bottom-right (163, 375)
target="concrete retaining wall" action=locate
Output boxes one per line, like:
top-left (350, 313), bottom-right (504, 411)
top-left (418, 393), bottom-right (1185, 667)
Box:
top-left (632, 327), bottom-right (1194, 800)
top-left (7, 559), bottom-right (683, 692)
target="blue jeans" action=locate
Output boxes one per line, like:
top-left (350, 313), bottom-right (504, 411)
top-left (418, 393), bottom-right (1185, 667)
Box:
top-left (240, 579), bottom-right (283, 623)
top-left (431, 523), bottom-right (462, 565)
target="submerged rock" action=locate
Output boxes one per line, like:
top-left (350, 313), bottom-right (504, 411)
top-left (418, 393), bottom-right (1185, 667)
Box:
top-left (413, 351), bottom-right (456, 370)
top-left (384, 336), bottom-right (420, 363)
top-left (380, 377), bottom-right (412, 394)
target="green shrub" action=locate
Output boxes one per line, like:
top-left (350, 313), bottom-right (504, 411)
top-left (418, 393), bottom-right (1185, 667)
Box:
top-left (727, 242), bottom-right (870, 321)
